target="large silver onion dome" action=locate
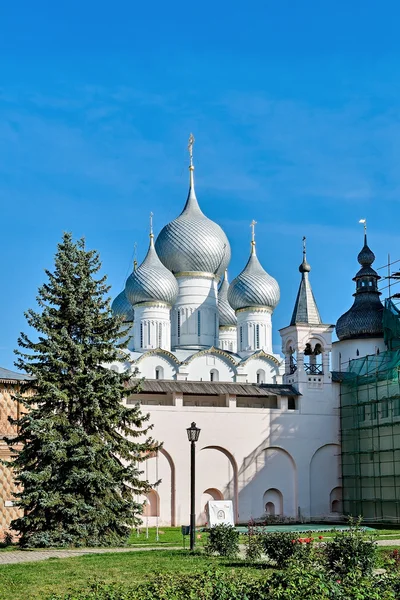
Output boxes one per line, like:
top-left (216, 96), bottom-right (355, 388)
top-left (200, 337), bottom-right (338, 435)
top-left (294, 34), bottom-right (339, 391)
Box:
top-left (125, 234), bottom-right (179, 307)
top-left (111, 290), bottom-right (134, 322)
top-left (155, 154), bottom-right (231, 277)
top-left (228, 236), bottom-right (280, 312)
top-left (218, 271), bottom-right (237, 327)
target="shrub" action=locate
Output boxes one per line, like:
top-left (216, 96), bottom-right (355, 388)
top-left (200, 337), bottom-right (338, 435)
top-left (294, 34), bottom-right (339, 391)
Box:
top-left (244, 521), bottom-right (264, 561)
top-left (323, 517), bottom-right (377, 577)
top-left (204, 524), bottom-right (239, 557)
top-left (3, 530), bottom-right (13, 546)
top-left (261, 531), bottom-right (315, 567)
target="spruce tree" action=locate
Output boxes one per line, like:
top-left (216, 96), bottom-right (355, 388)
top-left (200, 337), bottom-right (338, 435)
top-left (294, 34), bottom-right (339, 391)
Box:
top-left (6, 233), bottom-right (157, 548)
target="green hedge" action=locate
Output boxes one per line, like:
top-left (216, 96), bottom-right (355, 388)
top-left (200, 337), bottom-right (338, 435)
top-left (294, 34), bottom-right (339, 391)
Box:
top-left (47, 567), bottom-right (400, 600)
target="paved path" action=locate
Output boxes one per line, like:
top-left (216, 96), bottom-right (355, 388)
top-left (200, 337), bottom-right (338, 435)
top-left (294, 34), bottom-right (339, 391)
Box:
top-left (0, 539), bottom-right (399, 565)
top-left (0, 545), bottom-right (181, 565)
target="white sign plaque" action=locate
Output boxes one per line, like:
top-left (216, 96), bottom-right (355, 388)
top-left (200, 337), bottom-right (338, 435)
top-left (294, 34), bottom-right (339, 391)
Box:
top-left (207, 500), bottom-right (234, 527)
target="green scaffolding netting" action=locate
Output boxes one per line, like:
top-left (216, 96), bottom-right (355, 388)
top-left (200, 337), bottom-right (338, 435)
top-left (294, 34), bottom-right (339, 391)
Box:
top-left (340, 299), bottom-right (400, 522)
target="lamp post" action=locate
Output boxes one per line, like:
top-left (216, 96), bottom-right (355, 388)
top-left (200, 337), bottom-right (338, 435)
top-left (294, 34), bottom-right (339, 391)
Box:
top-left (186, 421), bottom-right (201, 551)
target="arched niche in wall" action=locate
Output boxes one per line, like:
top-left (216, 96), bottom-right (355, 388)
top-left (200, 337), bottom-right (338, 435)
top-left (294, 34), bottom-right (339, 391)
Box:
top-left (263, 488), bottom-right (283, 516)
top-left (201, 487), bottom-right (224, 523)
top-left (198, 446), bottom-right (238, 523)
top-left (310, 444), bottom-right (341, 518)
top-left (330, 486), bottom-right (343, 514)
top-left (143, 489), bottom-right (160, 517)
top-left (262, 448), bottom-right (297, 518)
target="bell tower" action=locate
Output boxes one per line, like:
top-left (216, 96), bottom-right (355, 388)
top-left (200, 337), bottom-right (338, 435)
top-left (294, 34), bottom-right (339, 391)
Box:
top-left (280, 238), bottom-right (334, 398)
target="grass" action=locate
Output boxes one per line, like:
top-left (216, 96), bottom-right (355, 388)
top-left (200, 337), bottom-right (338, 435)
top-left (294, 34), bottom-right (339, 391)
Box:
top-left (0, 550), bottom-right (261, 600)
top-left (128, 526), bottom-right (206, 547)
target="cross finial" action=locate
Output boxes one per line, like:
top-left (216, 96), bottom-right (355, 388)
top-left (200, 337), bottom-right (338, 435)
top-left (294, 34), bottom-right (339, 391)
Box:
top-left (302, 235), bottom-right (306, 257)
top-left (149, 212), bottom-right (154, 237)
top-left (359, 218), bottom-right (367, 243)
top-left (250, 220), bottom-right (257, 253)
top-left (188, 133), bottom-right (195, 170)
top-left (133, 242), bottom-right (138, 271)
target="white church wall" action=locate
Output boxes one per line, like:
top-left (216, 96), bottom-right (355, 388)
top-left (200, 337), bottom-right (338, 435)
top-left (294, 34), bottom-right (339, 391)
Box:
top-left (134, 354), bottom-right (177, 380)
top-left (241, 356), bottom-right (281, 384)
top-left (331, 338), bottom-right (386, 372)
top-left (185, 354), bottom-right (236, 382)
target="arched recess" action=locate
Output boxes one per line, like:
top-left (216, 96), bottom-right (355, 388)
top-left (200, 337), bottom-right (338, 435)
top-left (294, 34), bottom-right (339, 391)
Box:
top-left (330, 486), bottom-right (343, 514)
top-left (159, 448), bottom-right (176, 526)
top-left (155, 366), bottom-right (164, 380)
top-left (201, 488), bottom-right (224, 522)
top-left (262, 447), bottom-right (297, 517)
top-left (210, 369), bottom-right (219, 382)
top-left (143, 489), bottom-right (160, 517)
top-left (263, 488), bottom-right (283, 516)
top-left (256, 369), bottom-right (266, 384)
top-left (310, 444), bottom-right (341, 518)
top-left (199, 446), bottom-right (238, 522)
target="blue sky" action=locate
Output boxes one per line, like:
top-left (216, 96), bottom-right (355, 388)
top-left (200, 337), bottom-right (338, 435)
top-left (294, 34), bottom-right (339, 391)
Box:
top-left (1, 0), bottom-right (400, 368)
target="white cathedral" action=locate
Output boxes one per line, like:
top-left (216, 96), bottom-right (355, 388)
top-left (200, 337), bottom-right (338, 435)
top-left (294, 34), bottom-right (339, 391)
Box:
top-left (110, 138), bottom-right (386, 527)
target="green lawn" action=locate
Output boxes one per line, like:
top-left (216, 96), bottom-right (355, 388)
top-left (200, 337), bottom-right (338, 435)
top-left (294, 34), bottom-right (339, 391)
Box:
top-left (0, 550), bottom-right (260, 600)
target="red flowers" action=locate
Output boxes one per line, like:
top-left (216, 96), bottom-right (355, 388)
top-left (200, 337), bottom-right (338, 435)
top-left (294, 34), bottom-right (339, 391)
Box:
top-left (292, 537), bottom-right (314, 544)
top-left (318, 535), bottom-right (323, 540)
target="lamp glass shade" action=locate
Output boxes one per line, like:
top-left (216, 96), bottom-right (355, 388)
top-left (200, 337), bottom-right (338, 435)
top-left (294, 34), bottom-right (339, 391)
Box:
top-left (187, 421), bottom-right (201, 442)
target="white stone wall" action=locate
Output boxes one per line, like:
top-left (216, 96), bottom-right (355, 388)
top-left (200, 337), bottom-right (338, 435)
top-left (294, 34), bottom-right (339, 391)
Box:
top-left (132, 395), bottom-right (340, 526)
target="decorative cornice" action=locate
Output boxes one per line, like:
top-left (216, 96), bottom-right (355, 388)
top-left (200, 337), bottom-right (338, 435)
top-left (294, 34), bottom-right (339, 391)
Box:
top-left (174, 271), bottom-right (219, 281)
top-left (236, 306), bottom-right (272, 314)
top-left (132, 348), bottom-right (180, 365)
top-left (239, 349), bottom-right (281, 366)
top-left (183, 346), bottom-right (238, 365)
top-left (133, 301), bottom-right (171, 309)
top-left (219, 325), bottom-right (237, 332)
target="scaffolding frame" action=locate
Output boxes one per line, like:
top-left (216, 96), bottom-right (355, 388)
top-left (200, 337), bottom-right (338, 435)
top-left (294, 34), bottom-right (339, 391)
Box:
top-left (340, 299), bottom-right (400, 522)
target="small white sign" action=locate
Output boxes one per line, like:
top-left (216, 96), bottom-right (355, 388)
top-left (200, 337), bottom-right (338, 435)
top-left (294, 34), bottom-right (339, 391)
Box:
top-left (207, 500), bottom-right (234, 527)
top-left (4, 501), bottom-right (13, 507)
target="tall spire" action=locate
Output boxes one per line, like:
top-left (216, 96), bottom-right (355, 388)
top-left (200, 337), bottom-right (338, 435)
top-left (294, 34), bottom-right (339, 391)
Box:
top-left (250, 220), bottom-right (257, 255)
top-left (290, 237), bottom-right (322, 325)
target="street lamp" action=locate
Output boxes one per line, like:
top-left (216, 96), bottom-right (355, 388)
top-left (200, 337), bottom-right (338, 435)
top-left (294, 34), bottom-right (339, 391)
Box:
top-left (186, 421), bottom-right (201, 551)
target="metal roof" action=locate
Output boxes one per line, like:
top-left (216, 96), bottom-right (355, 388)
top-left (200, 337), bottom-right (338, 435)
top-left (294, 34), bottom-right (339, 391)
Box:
top-left (132, 380), bottom-right (299, 397)
top-left (0, 367), bottom-right (30, 383)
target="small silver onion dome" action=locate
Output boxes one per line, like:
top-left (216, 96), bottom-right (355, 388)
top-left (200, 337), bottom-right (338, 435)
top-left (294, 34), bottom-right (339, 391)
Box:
top-left (155, 139), bottom-right (231, 277)
top-left (111, 290), bottom-right (134, 322)
top-left (125, 232), bottom-right (179, 307)
top-left (228, 227), bottom-right (280, 311)
top-left (336, 232), bottom-right (383, 341)
top-left (218, 270), bottom-right (237, 327)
